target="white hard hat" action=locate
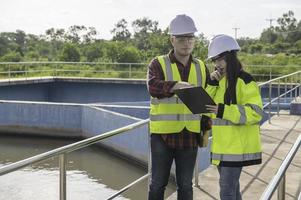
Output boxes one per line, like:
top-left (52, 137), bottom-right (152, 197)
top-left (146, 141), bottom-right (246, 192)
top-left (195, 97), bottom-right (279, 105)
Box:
top-left (207, 34), bottom-right (240, 60)
top-left (169, 14), bottom-right (197, 35)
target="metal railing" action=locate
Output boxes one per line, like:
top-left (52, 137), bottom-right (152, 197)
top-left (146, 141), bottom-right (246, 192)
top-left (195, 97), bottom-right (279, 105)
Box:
top-left (0, 61), bottom-right (147, 79)
top-left (258, 70), bottom-right (301, 123)
top-left (0, 118), bottom-right (149, 200)
top-left (260, 134), bottom-right (301, 200)
top-left (1, 62), bottom-right (300, 81)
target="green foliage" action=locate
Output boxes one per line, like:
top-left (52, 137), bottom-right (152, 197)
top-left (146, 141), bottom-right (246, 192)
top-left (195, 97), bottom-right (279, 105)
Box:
top-left (0, 51), bottom-right (22, 62)
top-left (82, 43), bottom-right (103, 62)
top-left (60, 43), bottom-right (80, 62)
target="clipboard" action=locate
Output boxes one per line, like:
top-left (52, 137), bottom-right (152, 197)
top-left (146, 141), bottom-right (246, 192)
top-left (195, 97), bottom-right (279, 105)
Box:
top-left (174, 86), bottom-right (216, 114)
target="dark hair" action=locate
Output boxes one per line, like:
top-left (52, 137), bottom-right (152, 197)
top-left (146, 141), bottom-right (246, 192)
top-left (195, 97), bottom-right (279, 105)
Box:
top-left (223, 51), bottom-right (242, 105)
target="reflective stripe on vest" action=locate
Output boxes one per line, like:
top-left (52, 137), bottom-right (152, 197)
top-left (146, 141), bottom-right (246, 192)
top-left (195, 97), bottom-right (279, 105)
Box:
top-left (193, 58), bottom-right (202, 86)
top-left (238, 105), bottom-right (246, 124)
top-left (163, 56), bottom-right (173, 81)
top-left (212, 118), bottom-right (260, 126)
top-left (246, 103), bottom-right (265, 117)
top-left (211, 152), bottom-right (262, 162)
top-left (212, 118), bottom-right (236, 126)
top-left (150, 96), bottom-right (183, 105)
top-left (212, 103), bottom-right (264, 126)
top-left (150, 114), bottom-right (201, 121)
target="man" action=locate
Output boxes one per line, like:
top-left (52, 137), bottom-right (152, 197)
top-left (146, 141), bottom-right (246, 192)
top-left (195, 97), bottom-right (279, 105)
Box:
top-left (147, 14), bottom-right (211, 200)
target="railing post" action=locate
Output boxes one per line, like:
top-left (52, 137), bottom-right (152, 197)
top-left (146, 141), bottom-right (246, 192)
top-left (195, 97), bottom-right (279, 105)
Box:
top-left (294, 75), bottom-right (298, 101)
top-left (147, 122), bottom-right (151, 189)
top-left (129, 64), bottom-right (132, 78)
top-left (290, 76), bottom-right (293, 101)
top-left (194, 151), bottom-right (199, 187)
top-left (59, 154), bottom-right (66, 200)
top-left (25, 64), bottom-right (28, 79)
top-left (299, 72), bottom-right (301, 97)
top-left (269, 65), bottom-right (272, 80)
top-left (277, 174), bottom-right (286, 200)
top-left (269, 81), bottom-right (272, 123)
top-left (55, 65), bottom-right (58, 77)
top-left (8, 64), bottom-right (11, 80)
top-left (285, 77), bottom-right (287, 103)
top-left (277, 79), bottom-right (280, 116)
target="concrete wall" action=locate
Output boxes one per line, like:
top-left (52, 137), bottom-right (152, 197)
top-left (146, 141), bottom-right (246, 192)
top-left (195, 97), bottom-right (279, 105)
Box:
top-left (0, 101), bottom-right (82, 137)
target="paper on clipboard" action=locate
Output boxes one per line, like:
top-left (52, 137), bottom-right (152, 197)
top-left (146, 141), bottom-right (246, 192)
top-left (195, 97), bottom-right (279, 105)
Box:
top-left (174, 86), bottom-right (216, 114)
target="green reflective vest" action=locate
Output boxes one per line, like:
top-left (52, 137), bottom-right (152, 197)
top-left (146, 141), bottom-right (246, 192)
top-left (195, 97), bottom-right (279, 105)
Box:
top-left (150, 55), bottom-right (207, 134)
top-left (206, 71), bottom-right (263, 166)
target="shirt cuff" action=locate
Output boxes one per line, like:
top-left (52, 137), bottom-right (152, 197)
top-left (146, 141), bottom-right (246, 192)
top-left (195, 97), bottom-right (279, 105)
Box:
top-left (216, 103), bottom-right (225, 118)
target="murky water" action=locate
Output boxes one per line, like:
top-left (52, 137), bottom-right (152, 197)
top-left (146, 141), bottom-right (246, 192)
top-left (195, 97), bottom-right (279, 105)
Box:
top-left (0, 135), bottom-right (176, 200)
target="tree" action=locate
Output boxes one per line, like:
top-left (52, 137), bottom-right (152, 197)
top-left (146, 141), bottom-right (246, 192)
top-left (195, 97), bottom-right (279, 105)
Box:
top-left (83, 43), bottom-right (103, 62)
top-left (60, 43), bottom-right (81, 61)
top-left (82, 27), bottom-right (98, 43)
top-left (193, 33), bottom-right (209, 60)
top-left (275, 11), bottom-right (301, 43)
top-left (65, 25), bottom-right (87, 44)
top-left (0, 51), bottom-right (22, 62)
top-left (111, 19), bottom-right (131, 41)
top-left (132, 18), bottom-right (161, 50)
top-left (260, 28), bottom-right (278, 44)
top-left (45, 28), bottom-right (65, 41)
top-left (117, 45), bottom-right (141, 63)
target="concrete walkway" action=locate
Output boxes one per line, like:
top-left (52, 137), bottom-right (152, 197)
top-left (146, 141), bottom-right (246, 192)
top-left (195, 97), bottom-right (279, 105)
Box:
top-left (167, 110), bottom-right (301, 200)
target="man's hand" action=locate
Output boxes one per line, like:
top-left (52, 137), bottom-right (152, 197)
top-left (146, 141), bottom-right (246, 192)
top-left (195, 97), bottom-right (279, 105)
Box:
top-left (170, 81), bottom-right (193, 92)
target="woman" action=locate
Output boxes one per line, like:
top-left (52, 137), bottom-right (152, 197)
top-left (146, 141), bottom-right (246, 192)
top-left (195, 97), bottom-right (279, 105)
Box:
top-left (205, 34), bottom-right (264, 200)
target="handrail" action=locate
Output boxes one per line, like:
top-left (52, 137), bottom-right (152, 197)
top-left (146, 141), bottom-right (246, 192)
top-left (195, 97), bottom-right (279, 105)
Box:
top-left (107, 174), bottom-right (149, 200)
top-left (260, 134), bottom-right (301, 200)
top-left (0, 62), bottom-right (300, 81)
top-left (258, 71), bottom-right (301, 87)
top-left (0, 119), bottom-right (149, 176)
top-left (258, 71), bottom-right (301, 123)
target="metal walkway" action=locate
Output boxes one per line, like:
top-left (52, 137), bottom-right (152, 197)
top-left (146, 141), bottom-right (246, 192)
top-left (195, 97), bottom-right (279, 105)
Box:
top-left (167, 110), bottom-right (301, 200)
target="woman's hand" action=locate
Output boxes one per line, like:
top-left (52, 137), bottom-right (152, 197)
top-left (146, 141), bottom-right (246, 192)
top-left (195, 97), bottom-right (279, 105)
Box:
top-left (205, 104), bottom-right (218, 114)
top-left (210, 69), bottom-right (224, 81)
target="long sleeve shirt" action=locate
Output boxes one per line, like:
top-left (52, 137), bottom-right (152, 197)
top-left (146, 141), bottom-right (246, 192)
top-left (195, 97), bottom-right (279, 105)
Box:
top-left (147, 50), bottom-right (211, 149)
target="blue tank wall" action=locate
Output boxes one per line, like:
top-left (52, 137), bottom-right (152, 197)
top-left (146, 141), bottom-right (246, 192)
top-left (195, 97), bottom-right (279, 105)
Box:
top-left (49, 82), bottom-right (149, 103)
top-left (0, 79), bottom-right (297, 105)
top-left (0, 83), bottom-right (50, 101)
top-left (0, 78), bottom-right (149, 103)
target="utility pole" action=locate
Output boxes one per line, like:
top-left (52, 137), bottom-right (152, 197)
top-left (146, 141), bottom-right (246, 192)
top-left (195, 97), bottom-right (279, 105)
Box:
top-left (266, 18), bottom-right (276, 29)
top-left (266, 18), bottom-right (276, 43)
top-left (233, 27), bottom-right (240, 39)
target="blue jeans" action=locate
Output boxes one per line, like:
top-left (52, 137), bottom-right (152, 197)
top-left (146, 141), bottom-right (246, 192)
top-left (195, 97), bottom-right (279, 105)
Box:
top-left (218, 166), bottom-right (242, 200)
top-left (148, 134), bottom-right (198, 200)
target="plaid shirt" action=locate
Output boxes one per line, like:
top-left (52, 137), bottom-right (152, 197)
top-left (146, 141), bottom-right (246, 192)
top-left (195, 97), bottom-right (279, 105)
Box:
top-left (147, 50), bottom-right (210, 149)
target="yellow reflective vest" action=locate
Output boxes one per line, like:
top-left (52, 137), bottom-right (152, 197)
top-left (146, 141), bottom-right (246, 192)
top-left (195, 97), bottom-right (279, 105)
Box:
top-left (150, 55), bottom-right (207, 134)
top-left (206, 71), bottom-right (263, 166)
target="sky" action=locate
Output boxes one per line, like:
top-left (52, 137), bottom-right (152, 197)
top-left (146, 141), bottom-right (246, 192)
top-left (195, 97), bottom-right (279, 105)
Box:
top-left (1, 0), bottom-right (300, 40)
